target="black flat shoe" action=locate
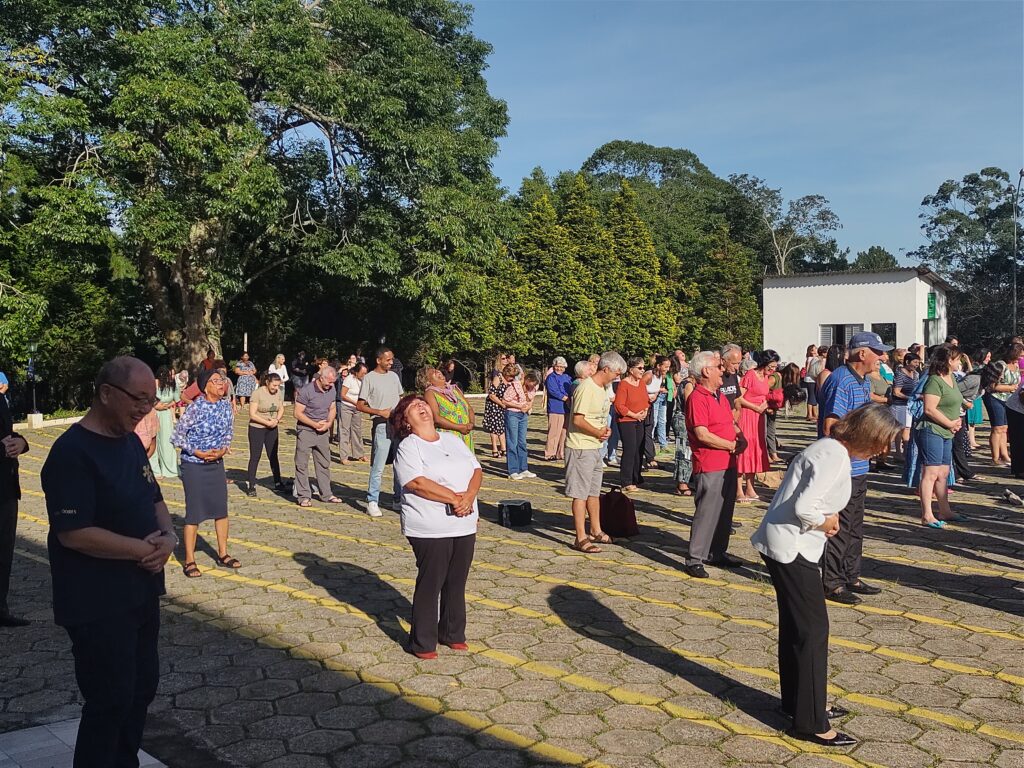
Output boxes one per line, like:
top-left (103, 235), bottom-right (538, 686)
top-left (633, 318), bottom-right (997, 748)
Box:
top-left (779, 705), bottom-right (849, 720)
top-left (787, 729), bottom-right (857, 747)
top-left (825, 588), bottom-right (861, 605)
top-left (846, 580), bottom-right (881, 595)
top-left (684, 564), bottom-right (709, 579)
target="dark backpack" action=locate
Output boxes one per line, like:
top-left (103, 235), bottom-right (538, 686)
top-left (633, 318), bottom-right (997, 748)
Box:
top-left (599, 488), bottom-right (639, 538)
top-left (497, 499), bottom-right (532, 527)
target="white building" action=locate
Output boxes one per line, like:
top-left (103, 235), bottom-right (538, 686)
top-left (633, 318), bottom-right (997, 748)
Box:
top-left (762, 266), bottom-right (950, 364)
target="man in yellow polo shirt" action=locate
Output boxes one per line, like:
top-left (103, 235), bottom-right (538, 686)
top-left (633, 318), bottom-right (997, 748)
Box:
top-left (565, 352), bottom-right (626, 553)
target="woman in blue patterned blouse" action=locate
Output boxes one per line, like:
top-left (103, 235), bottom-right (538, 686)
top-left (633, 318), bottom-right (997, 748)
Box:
top-left (171, 367), bottom-right (237, 577)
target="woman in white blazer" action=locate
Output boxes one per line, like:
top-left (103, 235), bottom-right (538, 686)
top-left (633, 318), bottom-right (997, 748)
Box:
top-left (751, 403), bottom-right (900, 748)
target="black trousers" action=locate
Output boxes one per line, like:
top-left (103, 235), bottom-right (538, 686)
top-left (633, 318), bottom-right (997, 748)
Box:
top-left (247, 425), bottom-right (282, 487)
top-left (407, 534), bottom-right (475, 653)
top-left (952, 423), bottom-right (974, 481)
top-left (763, 553), bottom-right (830, 735)
top-left (66, 597), bottom-right (160, 768)
top-left (1007, 407), bottom-right (1024, 476)
top-left (822, 474), bottom-right (867, 593)
top-left (642, 408), bottom-right (656, 464)
top-left (0, 498), bottom-right (16, 616)
top-left (617, 421), bottom-right (645, 488)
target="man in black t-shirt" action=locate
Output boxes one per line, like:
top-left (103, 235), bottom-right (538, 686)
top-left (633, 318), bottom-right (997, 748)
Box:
top-left (719, 343), bottom-right (744, 416)
top-left (41, 356), bottom-right (175, 768)
top-left (0, 390), bottom-right (29, 627)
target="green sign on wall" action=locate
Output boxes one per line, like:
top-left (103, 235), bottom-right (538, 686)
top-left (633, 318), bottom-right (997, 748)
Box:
top-left (927, 292), bottom-right (936, 320)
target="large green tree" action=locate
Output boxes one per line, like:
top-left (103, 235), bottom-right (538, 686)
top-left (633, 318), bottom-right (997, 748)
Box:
top-left (910, 167), bottom-right (1022, 344)
top-left (514, 195), bottom-right (601, 357)
top-left (852, 245), bottom-right (898, 271)
top-left (1, 0), bottom-right (508, 367)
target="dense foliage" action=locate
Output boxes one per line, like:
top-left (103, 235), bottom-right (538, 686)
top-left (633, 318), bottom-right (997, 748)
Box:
top-left (1, 1), bottom-right (1018, 412)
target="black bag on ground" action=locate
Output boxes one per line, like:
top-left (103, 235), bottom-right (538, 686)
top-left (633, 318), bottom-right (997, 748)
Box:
top-left (498, 499), bottom-right (532, 527)
top-left (599, 488), bottom-right (639, 539)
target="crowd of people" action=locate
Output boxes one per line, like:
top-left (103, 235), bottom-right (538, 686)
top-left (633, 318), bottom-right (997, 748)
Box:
top-left (0, 327), bottom-right (1015, 763)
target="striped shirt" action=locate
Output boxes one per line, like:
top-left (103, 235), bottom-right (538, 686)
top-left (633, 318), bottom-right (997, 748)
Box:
top-left (817, 365), bottom-right (871, 476)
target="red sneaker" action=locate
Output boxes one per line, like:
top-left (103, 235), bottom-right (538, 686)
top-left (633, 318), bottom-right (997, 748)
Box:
top-left (442, 642), bottom-right (469, 651)
top-left (411, 650), bottom-right (437, 660)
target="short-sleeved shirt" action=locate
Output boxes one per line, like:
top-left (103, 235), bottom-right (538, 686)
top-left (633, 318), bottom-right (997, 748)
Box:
top-left (359, 370), bottom-right (403, 415)
top-left (394, 432), bottom-right (480, 538)
top-left (339, 374), bottom-right (362, 409)
top-left (133, 409), bottom-right (159, 448)
top-left (171, 396), bottom-right (234, 463)
top-left (250, 386), bottom-right (284, 429)
top-left (296, 381), bottom-right (336, 424)
top-left (566, 377), bottom-right (610, 451)
top-left (685, 385), bottom-right (736, 474)
top-left (41, 424), bottom-right (166, 627)
top-left (817, 365), bottom-right (872, 476)
top-left (719, 373), bottom-right (741, 407)
top-left (918, 375), bottom-right (964, 439)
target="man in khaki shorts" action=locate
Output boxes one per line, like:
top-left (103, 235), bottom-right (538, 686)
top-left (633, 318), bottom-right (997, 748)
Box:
top-left (565, 352), bottom-right (626, 553)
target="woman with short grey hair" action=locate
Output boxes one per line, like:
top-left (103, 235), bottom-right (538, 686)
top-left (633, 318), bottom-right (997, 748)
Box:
top-left (544, 357), bottom-right (572, 461)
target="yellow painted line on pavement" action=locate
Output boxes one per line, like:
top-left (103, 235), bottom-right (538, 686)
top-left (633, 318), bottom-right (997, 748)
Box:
top-left (9, 536), bottom-right (874, 768)
top-left (18, 478), bottom-right (1024, 650)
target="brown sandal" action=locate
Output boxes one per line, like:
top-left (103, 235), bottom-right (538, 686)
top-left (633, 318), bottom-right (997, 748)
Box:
top-left (573, 538), bottom-right (602, 554)
top-left (589, 532), bottom-right (614, 545)
top-left (182, 561), bottom-right (202, 578)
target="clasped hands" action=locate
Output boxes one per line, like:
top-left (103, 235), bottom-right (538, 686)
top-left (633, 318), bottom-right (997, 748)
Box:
top-left (448, 490), bottom-right (477, 517)
top-left (137, 530), bottom-right (175, 573)
top-left (194, 446), bottom-right (230, 462)
top-left (2, 435), bottom-right (27, 459)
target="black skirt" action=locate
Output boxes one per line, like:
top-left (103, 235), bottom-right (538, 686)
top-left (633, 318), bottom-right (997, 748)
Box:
top-left (180, 460), bottom-right (228, 525)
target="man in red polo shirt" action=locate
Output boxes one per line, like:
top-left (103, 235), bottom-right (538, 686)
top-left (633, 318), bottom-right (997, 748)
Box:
top-left (684, 350), bottom-right (744, 578)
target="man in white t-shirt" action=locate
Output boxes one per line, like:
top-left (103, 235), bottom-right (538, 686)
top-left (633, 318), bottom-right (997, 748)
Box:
top-left (565, 352), bottom-right (626, 553)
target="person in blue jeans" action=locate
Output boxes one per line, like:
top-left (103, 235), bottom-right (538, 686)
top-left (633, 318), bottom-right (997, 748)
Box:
top-left (650, 356), bottom-right (672, 453)
top-left (500, 365), bottom-right (536, 479)
top-left (356, 347), bottom-right (405, 517)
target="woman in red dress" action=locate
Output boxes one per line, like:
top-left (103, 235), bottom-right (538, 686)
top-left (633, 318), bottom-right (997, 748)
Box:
top-left (736, 350), bottom-right (780, 501)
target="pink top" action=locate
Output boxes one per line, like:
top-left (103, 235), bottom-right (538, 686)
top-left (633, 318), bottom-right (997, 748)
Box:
top-left (740, 369), bottom-right (770, 405)
top-left (134, 409), bottom-right (159, 449)
top-left (503, 379), bottom-right (530, 406)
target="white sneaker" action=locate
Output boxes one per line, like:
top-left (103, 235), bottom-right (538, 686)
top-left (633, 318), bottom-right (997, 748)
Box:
top-left (509, 472), bottom-right (524, 480)
top-left (366, 501), bottom-right (383, 517)
top-left (521, 470), bottom-right (537, 479)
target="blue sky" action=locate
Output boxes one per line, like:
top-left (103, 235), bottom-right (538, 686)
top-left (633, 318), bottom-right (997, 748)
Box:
top-left (469, 0), bottom-right (1023, 261)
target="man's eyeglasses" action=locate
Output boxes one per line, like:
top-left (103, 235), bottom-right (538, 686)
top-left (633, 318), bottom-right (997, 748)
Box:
top-left (104, 382), bottom-right (159, 407)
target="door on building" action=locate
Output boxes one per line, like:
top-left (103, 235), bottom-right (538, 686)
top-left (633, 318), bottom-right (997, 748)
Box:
top-left (820, 324), bottom-right (864, 348)
top-left (923, 319), bottom-right (942, 347)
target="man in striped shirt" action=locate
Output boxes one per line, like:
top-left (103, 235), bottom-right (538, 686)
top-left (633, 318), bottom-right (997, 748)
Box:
top-left (817, 332), bottom-right (893, 605)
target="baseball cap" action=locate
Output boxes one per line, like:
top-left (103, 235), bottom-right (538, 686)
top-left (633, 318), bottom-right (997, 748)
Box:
top-left (848, 331), bottom-right (894, 353)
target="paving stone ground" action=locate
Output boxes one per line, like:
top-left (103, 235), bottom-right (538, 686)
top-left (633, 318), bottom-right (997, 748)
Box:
top-left (2, 403), bottom-right (1023, 768)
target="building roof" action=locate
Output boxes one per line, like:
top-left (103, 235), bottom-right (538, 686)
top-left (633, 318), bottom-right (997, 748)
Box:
top-left (762, 265), bottom-right (953, 293)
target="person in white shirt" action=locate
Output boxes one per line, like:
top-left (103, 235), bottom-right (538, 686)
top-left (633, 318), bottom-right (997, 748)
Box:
top-left (268, 354), bottom-right (289, 386)
top-left (337, 362), bottom-right (367, 464)
top-left (750, 403), bottom-right (900, 749)
top-left (391, 395), bottom-right (481, 660)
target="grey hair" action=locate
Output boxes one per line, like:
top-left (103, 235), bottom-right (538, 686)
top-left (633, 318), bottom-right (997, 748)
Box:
top-left (690, 351), bottom-right (718, 380)
top-left (720, 343), bottom-right (742, 359)
top-left (314, 365), bottom-right (338, 381)
top-left (552, 356), bottom-right (567, 368)
top-left (574, 360), bottom-right (590, 377)
top-left (597, 351), bottom-right (627, 375)
top-left (740, 359), bottom-right (757, 374)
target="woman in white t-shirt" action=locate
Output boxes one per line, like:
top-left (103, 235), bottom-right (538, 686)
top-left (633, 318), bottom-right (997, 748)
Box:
top-left (338, 362), bottom-right (367, 463)
top-left (750, 404), bottom-right (900, 748)
top-left (391, 394), bottom-right (482, 660)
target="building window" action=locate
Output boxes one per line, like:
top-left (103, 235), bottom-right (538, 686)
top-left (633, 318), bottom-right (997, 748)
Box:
top-left (820, 324), bottom-right (864, 348)
top-left (871, 323), bottom-right (897, 348)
